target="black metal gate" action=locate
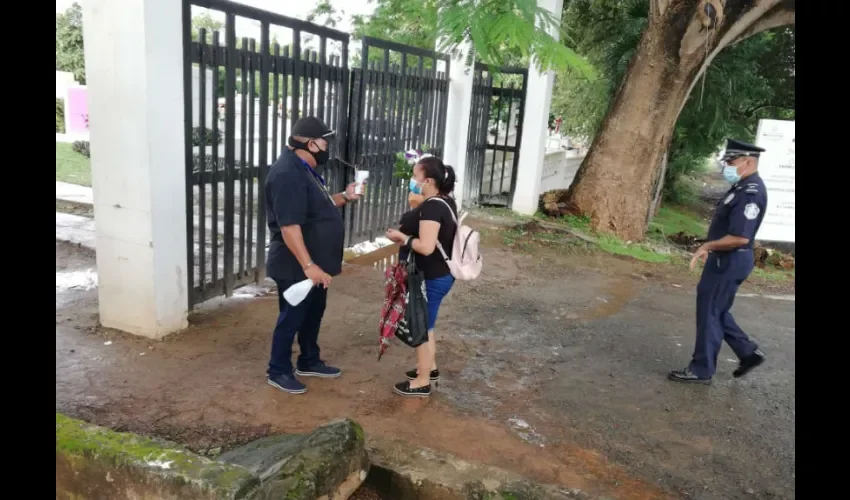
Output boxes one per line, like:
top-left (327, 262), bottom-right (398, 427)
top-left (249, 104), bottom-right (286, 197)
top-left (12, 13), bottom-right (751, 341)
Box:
top-left (463, 64), bottom-right (528, 208)
top-left (181, 0), bottom-right (449, 308)
top-left (346, 37), bottom-right (450, 245)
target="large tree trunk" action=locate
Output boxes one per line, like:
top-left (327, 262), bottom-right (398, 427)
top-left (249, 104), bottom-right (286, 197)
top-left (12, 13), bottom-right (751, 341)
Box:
top-left (565, 0), bottom-right (795, 241)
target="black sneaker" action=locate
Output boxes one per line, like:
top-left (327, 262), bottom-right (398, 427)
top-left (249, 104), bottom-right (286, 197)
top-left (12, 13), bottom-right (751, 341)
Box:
top-left (733, 349), bottom-right (766, 378)
top-left (295, 362), bottom-right (342, 379)
top-left (393, 381), bottom-right (431, 398)
top-left (667, 368), bottom-right (712, 385)
top-left (267, 373), bottom-right (307, 394)
top-left (405, 368), bottom-right (440, 381)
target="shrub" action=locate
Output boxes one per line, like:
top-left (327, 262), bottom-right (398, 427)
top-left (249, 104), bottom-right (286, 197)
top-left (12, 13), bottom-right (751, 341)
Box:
top-left (191, 127), bottom-right (223, 147)
top-left (72, 140), bottom-right (91, 158)
top-left (192, 154), bottom-right (246, 174)
top-left (56, 99), bottom-right (66, 133)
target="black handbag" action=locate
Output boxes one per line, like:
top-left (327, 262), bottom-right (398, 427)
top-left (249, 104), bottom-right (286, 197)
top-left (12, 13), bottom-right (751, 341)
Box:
top-left (395, 252), bottom-right (429, 348)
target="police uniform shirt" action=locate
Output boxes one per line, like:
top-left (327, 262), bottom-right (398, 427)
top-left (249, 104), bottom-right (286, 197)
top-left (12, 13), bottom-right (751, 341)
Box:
top-left (264, 148), bottom-right (345, 281)
top-left (707, 173), bottom-right (768, 247)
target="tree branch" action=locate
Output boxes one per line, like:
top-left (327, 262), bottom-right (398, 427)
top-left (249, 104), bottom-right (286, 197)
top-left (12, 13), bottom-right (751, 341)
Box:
top-left (676, 0), bottom-right (795, 120)
top-left (729, 4), bottom-right (795, 45)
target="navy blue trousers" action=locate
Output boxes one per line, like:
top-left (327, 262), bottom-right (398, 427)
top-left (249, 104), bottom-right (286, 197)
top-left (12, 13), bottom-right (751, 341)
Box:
top-left (689, 251), bottom-right (759, 379)
top-left (267, 279), bottom-right (326, 377)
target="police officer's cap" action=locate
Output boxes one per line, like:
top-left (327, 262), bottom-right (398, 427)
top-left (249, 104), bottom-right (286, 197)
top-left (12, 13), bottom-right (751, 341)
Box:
top-left (291, 116), bottom-right (335, 141)
top-left (721, 138), bottom-right (765, 162)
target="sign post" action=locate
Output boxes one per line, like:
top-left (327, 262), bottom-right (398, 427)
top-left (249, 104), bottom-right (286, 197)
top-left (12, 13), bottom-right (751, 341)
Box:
top-left (754, 119), bottom-right (795, 243)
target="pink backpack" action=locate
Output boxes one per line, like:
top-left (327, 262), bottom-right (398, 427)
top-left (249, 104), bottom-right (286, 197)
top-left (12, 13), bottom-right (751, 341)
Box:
top-left (428, 197), bottom-right (482, 281)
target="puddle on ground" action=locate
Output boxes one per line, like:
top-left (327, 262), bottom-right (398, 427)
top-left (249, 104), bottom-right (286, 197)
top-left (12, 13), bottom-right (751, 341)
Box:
top-left (56, 269), bottom-right (98, 291)
top-left (581, 278), bottom-right (637, 321)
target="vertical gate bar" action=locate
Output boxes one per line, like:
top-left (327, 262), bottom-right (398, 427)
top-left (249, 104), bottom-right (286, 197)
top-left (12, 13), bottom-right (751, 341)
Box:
top-left (420, 57), bottom-right (433, 150)
top-left (464, 72), bottom-right (477, 206)
top-left (345, 69), bottom-right (360, 245)
top-left (238, 37), bottom-right (249, 277)
top-left (405, 64), bottom-right (418, 151)
top-left (412, 59), bottom-right (425, 149)
top-left (478, 72), bottom-right (493, 198)
top-left (181, 0), bottom-right (195, 307)
top-left (365, 61), bottom-right (381, 240)
top-left (499, 83), bottom-right (515, 197)
top-left (309, 50), bottom-right (315, 118)
top-left (323, 53), bottom-right (337, 194)
top-left (246, 39), bottom-right (256, 273)
top-left (318, 37), bottom-right (326, 123)
top-left (281, 46), bottom-right (291, 144)
top-left (271, 43), bottom-right (280, 165)
top-left (397, 53), bottom-right (409, 152)
top-left (257, 23), bottom-right (270, 282)
top-left (352, 41), bottom-right (368, 242)
top-left (509, 70), bottom-right (529, 207)
top-left (378, 51), bottom-right (396, 228)
top-left (223, 13), bottom-right (236, 297)
top-left (375, 62), bottom-right (391, 232)
top-left (301, 49), bottom-right (310, 118)
top-left (383, 57), bottom-right (400, 231)
top-left (338, 39), bottom-right (350, 165)
top-left (488, 80), bottom-right (505, 198)
top-left (436, 59), bottom-right (450, 154)
top-left (211, 31), bottom-right (221, 286)
top-left (291, 31), bottom-right (301, 124)
top-left (198, 29), bottom-right (208, 290)
top-left (339, 41), bottom-right (352, 247)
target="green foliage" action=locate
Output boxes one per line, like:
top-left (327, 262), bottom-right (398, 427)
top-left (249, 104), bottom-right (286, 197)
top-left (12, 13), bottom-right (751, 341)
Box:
top-left (191, 12), bottom-right (223, 43)
top-left (314, 0), bottom-right (594, 76)
top-left (191, 127), bottom-right (222, 147)
top-left (56, 2), bottom-right (86, 84)
top-left (56, 99), bottom-right (66, 133)
top-left (552, 0), bottom-right (795, 201)
top-left (392, 144), bottom-right (431, 181)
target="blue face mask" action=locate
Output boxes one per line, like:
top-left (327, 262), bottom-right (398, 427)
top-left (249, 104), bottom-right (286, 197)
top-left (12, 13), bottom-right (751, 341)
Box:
top-left (409, 178), bottom-right (422, 195)
top-left (722, 165), bottom-right (741, 184)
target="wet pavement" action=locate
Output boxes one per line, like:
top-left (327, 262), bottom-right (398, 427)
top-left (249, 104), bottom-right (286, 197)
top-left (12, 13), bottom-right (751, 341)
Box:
top-left (55, 234), bottom-right (795, 500)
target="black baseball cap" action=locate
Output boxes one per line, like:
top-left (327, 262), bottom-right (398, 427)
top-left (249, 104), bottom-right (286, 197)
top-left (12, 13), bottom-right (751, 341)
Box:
top-left (291, 116), bottom-right (335, 140)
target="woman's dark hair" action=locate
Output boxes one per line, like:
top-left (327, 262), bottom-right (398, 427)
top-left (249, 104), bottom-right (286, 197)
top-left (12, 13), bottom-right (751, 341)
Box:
top-left (417, 156), bottom-right (456, 195)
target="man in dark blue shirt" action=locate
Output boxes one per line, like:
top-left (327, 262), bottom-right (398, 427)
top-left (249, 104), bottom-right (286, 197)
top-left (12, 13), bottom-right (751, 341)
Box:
top-left (265, 116), bottom-right (360, 394)
top-left (669, 139), bottom-right (769, 385)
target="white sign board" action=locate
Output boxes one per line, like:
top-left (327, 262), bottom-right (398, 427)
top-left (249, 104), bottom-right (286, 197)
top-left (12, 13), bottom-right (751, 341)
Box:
top-left (754, 119), bottom-right (795, 242)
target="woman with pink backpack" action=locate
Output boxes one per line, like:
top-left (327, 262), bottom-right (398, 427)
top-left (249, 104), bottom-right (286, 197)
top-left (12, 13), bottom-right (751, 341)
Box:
top-left (386, 156), bottom-right (460, 398)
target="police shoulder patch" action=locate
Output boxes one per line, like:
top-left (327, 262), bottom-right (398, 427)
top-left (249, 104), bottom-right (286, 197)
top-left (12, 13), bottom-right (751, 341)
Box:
top-left (743, 203), bottom-right (760, 220)
top-left (724, 193), bottom-right (735, 204)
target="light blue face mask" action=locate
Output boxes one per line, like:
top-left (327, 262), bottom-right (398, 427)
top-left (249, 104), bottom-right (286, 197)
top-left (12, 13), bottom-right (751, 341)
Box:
top-left (408, 178), bottom-right (422, 195)
top-left (722, 165), bottom-right (741, 184)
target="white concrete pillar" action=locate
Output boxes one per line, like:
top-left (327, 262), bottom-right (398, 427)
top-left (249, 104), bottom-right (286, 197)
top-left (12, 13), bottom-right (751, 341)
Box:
top-left (512, 0), bottom-right (564, 215)
top-left (438, 40), bottom-right (475, 208)
top-left (82, 0), bottom-right (189, 338)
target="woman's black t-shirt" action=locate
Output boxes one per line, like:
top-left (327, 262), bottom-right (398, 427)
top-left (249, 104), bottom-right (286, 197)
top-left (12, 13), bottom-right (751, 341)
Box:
top-left (398, 196), bottom-right (458, 280)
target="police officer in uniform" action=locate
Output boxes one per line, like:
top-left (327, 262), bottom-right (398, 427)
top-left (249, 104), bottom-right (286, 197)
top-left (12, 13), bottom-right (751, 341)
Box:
top-left (669, 139), bottom-right (769, 384)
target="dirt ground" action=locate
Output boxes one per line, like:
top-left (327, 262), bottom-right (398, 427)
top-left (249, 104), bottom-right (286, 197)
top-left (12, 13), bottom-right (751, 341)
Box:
top-left (55, 217), bottom-right (795, 500)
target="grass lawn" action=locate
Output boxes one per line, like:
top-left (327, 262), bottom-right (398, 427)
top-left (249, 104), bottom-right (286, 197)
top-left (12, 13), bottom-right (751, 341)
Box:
top-left (56, 142), bottom-right (91, 187)
top-left (649, 205), bottom-right (708, 239)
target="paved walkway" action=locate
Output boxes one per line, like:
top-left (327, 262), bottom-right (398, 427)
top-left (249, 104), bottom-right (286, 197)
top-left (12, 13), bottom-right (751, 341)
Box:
top-left (56, 181), bottom-right (94, 205)
top-left (56, 212), bottom-right (96, 250)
